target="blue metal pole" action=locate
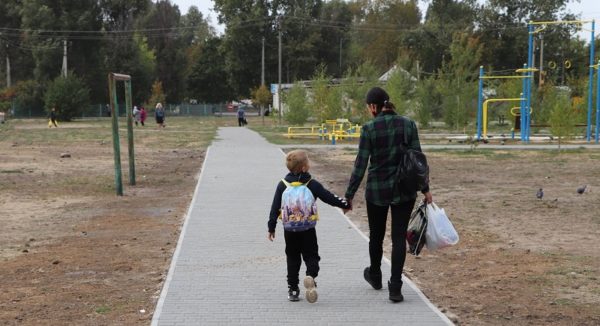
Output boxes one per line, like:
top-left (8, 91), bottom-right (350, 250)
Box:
top-left (587, 20), bottom-right (596, 142)
top-left (521, 64), bottom-right (528, 141)
top-left (526, 23), bottom-right (535, 143)
top-left (596, 59), bottom-right (600, 143)
top-left (477, 66), bottom-right (484, 140)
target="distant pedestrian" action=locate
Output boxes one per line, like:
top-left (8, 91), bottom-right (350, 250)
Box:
top-left (155, 103), bottom-right (165, 128)
top-left (268, 150), bottom-right (350, 303)
top-left (48, 107), bottom-right (59, 128)
top-left (237, 106), bottom-right (246, 127)
top-left (140, 106), bottom-right (147, 126)
top-left (133, 106), bottom-right (141, 126)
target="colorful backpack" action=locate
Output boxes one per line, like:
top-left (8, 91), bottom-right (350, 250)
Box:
top-left (280, 179), bottom-right (319, 232)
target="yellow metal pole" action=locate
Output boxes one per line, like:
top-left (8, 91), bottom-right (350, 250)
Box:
top-left (480, 75), bottom-right (531, 79)
top-left (530, 20), bottom-right (592, 25)
top-left (482, 98), bottom-right (525, 139)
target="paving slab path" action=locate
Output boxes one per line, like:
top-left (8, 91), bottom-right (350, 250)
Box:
top-left (152, 127), bottom-right (452, 326)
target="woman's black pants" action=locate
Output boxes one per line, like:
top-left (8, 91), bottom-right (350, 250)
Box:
top-left (366, 199), bottom-right (416, 285)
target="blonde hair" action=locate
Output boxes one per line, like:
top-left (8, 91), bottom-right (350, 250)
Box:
top-left (286, 150), bottom-right (309, 174)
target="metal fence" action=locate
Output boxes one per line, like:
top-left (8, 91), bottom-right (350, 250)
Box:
top-left (9, 103), bottom-right (241, 118)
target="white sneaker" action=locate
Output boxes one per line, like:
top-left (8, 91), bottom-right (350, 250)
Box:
top-left (303, 276), bottom-right (318, 303)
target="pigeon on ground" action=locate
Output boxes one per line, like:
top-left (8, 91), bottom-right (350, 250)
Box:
top-left (536, 188), bottom-right (544, 200)
top-left (576, 185), bottom-right (587, 194)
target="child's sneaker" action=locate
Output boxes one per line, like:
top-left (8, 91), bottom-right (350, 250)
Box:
top-left (288, 286), bottom-right (300, 302)
top-left (303, 276), bottom-right (318, 303)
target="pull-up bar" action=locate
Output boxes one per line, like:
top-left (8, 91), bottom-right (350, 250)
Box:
top-left (527, 19), bottom-right (596, 142)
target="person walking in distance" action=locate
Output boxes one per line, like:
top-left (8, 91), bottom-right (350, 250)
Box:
top-left (140, 106), bottom-right (147, 126)
top-left (344, 87), bottom-right (432, 303)
top-left (48, 107), bottom-right (59, 128)
top-left (132, 106), bottom-right (141, 126)
top-left (268, 150), bottom-right (350, 303)
top-left (237, 106), bottom-right (246, 127)
top-left (155, 103), bottom-right (165, 128)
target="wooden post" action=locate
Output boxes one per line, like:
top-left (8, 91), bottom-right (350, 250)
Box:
top-left (108, 74), bottom-right (123, 196)
top-left (125, 80), bottom-right (135, 185)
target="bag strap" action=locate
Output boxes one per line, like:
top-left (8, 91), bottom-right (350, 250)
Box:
top-left (282, 178), bottom-right (311, 187)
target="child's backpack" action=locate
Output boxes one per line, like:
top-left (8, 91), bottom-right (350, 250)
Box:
top-left (280, 179), bottom-right (319, 232)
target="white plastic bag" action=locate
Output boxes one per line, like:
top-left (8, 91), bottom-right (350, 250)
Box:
top-left (425, 203), bottom-right (459, 250)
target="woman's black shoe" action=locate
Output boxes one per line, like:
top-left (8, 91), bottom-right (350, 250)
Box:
top-left (363, 267), bottom-right (382, 290)
top-left (388, 281), bottom-right (404, 302)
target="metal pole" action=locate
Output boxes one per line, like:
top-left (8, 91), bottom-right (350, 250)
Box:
top-left (595, 60), bottom-right (600, 143)
top-left (62, 39), bottom-right (68, 77)
top-left (339, 37), bottom-right (342, 77)
top-left (108, 74), bottom-right (123, 196)
top-left (261, 37), bottom-right (265, 86)
top-left (586, 20), bottom-right (595, 142)
top-left (278, 18), bottom-right (282, 125)
top-left (521, 64), bottom-right (527, 141)
top-left (596, 59), bottom-right (600, 143)
top-left (527, 23), bottom-right (534, 142)
top-left (477, 66), bottom-right (484, 140)
top-left (539, 34), bottom-right (544, 88)
top-left (125, 80), bottom-right (135, 185)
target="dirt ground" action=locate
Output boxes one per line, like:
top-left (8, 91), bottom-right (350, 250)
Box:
top-left (0, 118), bottom-right (214, 325)
top-left (1, 117), bottom-right (599, 325)
top-left (306, 148), bottom-right (600, 325)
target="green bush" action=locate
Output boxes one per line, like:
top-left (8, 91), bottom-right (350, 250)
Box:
top-left (44, 74), bottom-right (90, 121)
top-left (284, 83), bottom-right (309, 125)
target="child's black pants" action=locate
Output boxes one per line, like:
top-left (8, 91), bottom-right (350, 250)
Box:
top-left (284, 228), bottom-right (320, 287)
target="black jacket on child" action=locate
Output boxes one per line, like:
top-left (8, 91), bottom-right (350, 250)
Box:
top-left (268, 172), bottom-right (350, 233)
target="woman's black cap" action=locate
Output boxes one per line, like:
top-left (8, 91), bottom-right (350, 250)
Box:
top-left (365, 87), bottom-right (389, 105)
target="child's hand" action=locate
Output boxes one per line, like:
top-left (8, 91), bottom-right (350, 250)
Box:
top-left (343, 198), bottom-right (353, 214)
top-left (268, 232), bottom-right (275, 241)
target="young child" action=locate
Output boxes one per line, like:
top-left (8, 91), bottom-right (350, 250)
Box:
top-left (268, 150), bottom-right (350, 303)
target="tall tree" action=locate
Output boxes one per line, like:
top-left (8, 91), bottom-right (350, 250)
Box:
top-left (316, 0), bottom-right (353, 77)
top-left (214, 0), bottom-right (273, 97)
top-left (21, 0), bottom-right (105, 101)
top-left (404, 0), bottom-right (476, 74)
top-left (141, 0), bottom-right (186, 103)
top-left (354, 0), bottom-right (421, 71)
top-left (187, 37), bottom-right (233, 103)
top-left (101, 0), bottom-right (154, 104)
top-left (476, 0), bottom-right (577, 72)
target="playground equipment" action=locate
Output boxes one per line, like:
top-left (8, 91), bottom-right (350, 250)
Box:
top-left (527, 20), bottom-right (596, 142)
top-left (595, 60), bottom-right (600, 142)
top-left (108, 73), bottom-right (135, 196)
top-left (285, 118), bottom-right (361, 144)
top-left (481, 97), bottom-right (524, 139)
top-left (477, 20), bottom-right (599, 143)
top-left (476, 67), bottom-right (533, 140)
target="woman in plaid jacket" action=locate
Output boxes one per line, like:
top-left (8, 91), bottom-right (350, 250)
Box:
top-left (345, 87), bottom-right (433, 303)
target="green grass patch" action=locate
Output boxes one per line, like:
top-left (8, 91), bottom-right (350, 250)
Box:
top-left (95, 305), bottom-right (111, 314)
top-left (0, 169), bottom-right (23, 174)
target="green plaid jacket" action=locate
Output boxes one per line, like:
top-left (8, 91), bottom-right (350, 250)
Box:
top-left (345, 110), bottom-right (429, 206)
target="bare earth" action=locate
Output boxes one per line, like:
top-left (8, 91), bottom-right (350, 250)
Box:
top-left (305, 147), bottom-right (600, 325)
top-left (1, 118), bottom-right (599, 325)
top-left (0, 119), bottom-right (208, 325)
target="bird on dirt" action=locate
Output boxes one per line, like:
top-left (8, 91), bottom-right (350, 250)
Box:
top-left (576, 185), bottom-right (587, 194)
top-left (536, 188), bottom-right (544, 200)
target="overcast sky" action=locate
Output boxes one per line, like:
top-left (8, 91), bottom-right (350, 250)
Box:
top-left (172, 0), bottom-right (599, 38)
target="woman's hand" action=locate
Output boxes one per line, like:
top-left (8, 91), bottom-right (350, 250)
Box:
top-left (267, 232), bottom-right (275, 241)
top-left (423, 191), bottom-right (433, 204)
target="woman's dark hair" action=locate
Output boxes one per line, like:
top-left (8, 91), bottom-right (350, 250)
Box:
top-left (365, 87), bottom-right (395, 113)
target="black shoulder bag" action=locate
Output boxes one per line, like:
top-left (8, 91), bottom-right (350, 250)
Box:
top-left (395, 118), bottom-right (429, 194)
